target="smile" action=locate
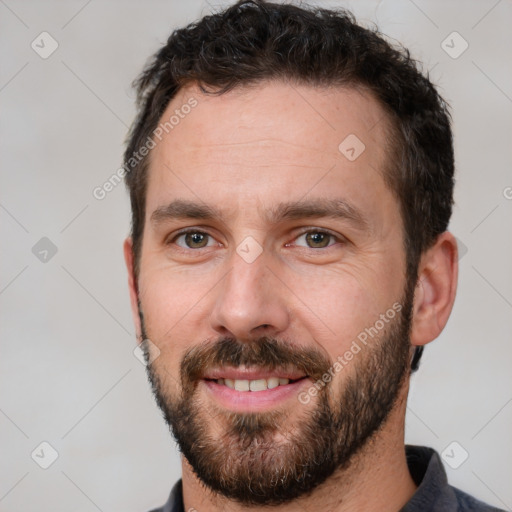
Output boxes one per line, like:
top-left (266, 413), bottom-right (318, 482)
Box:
top-left (207, 377), bottom-right (306, 392)
top-left (201, 370), bottom-right (310, 412)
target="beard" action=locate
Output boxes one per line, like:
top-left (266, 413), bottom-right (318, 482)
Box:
top-left (139, 284), bottom-right (414, 506)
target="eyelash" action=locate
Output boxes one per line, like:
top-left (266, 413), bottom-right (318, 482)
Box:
top-left (169, 229), bottom-right (219, 250)
top-left (289, 228), bottom-right (342, 249)
top-left (168, 228), bottom-right (344, 250)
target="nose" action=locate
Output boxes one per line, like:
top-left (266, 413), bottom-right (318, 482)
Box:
top-left (209, 251), bottom-right (290, 341)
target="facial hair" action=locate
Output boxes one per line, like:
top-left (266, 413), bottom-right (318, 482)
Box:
top-left (139, 286), bottom-right (414, 506)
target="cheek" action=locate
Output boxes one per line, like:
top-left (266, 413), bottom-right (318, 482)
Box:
top-left (138, 277), bottom-right (208, 388)
top-left (282, 262), bottom-right (401, 360)
top-left (290, 273), bottom-right (370, 345)
top-left (137, 266), bottom-right (217, 353)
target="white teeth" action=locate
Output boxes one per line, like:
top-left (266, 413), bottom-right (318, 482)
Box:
top-left (216, 377), bottom-right (292, 391)
top-left (249, 379), bottom-right (267, 391)
top-left (234, 379), bottom-right (250, 392)
top-left (267, 377), bottom-right (280, 389)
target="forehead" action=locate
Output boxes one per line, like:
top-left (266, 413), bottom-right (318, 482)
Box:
top-left (145, 81), bottom-right (396, 226)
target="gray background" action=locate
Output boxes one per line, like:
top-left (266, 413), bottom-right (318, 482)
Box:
top-left (1, 0), bottom-right (511, 510)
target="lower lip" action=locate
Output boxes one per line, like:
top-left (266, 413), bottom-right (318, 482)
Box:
top-left (202, 378), bottom-right (310, 412)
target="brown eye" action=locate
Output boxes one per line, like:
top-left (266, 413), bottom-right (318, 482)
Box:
top-left (186, 232), bottom-right (208, 248)
top-left (305, 232), bottom-right (331, 248)
top-left (175, 231), bottom-right (212, 249)
top-left (292, 230), bottom-right (338, 249)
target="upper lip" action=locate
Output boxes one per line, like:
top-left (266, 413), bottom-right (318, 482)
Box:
top-left (202, 367), bottom-right (307, 381)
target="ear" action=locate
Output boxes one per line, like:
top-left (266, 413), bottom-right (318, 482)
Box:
top-left (123, 237), bottom-right (142, 339)
top-left (410, 231), bottom-right (458, 347)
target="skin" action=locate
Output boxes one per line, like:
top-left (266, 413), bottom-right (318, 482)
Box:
top-left (124, 81), bottom-right (458, 512)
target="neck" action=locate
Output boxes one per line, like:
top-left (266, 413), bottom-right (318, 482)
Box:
top-left (181, 384), bottom-right (416, 512)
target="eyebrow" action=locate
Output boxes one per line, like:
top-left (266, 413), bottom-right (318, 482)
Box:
top-left (150, 198), bottom-right (370, 231)
top-left (267, 199), bottom-right (369, 230)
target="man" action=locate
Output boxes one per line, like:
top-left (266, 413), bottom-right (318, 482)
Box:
top-left (122, 1), bottom-right (503, 511)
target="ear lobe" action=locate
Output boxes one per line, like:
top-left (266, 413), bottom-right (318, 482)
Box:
top-left (123, 237), bottom-right (142, 339)
top-left (410, 231), bottom-right (458, 347)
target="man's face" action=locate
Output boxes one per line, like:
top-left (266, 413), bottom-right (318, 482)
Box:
top-left (132, 82), bottom-right (414, 504)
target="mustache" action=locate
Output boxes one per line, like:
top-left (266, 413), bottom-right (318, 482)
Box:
top-left (180, 336), bottom-right (333, 386)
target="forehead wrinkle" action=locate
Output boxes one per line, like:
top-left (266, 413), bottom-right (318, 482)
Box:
top-left (174, 137), bottom-right (338, 173)
top-left (181, 137), bottom-right (334, 156)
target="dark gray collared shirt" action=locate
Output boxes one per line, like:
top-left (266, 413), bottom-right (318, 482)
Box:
top-left (149, 445), bottom-right (504, 512)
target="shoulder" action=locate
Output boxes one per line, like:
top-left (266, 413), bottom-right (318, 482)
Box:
top-left (145, 479), bottom-right (183, 512)
top-left (403, 446), bottom-right (506, 512)
top-left (450, 486), bottom-right (506, 512)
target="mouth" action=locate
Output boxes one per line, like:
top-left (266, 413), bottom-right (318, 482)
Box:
top-left (205, 376), bottom-right (307, 391)
top-left (201, 368), bottom-right (310, 411)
